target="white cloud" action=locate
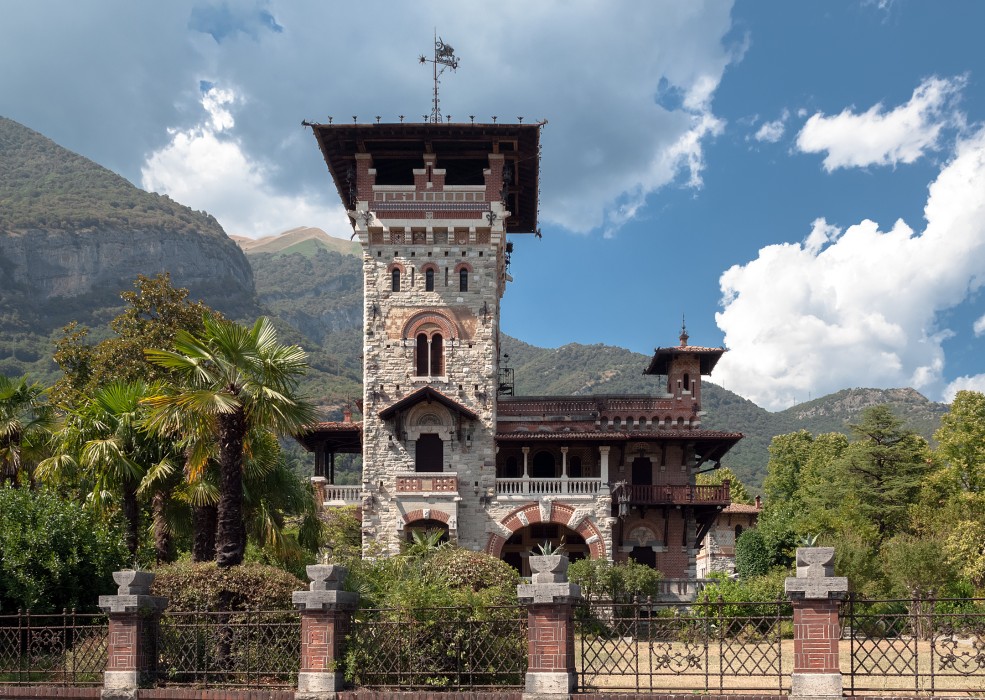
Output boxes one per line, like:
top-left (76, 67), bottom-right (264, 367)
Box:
top-left (753, 109), bottom-right (788, 143)
top-left (943, 375), bottom-right (985, 402)
top-left (974, 313), bottom-right (985, 336)
top-left (796, 75), bottom-right (966, 171)
top-left (0, 1), bottom-right (739, 240)
top-left (141, 85), bottom-right (349, 239)
top-left (715, 125), bottom-right (985, 410)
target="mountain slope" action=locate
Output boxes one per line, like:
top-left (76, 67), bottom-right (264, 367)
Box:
top-left (233, 227), bottom-right (360, 258)
top-left (0, 116), bottom-right (257, 380)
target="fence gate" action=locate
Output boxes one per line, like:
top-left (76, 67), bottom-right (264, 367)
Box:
top-left (575, 598), bottom-right (789, 694)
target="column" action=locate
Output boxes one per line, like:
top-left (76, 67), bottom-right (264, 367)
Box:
top-left (517, 554), bottom-right (582, 699)
top-left (785, 547), bottom-right (848, 700)
top-left (293, 564), bottom-right (359, 698)
top-left (97, 570), bottom-right (167, 695)
top-left (560, 447), bottom-right (569, 484)
top-left (522, 446), bottom-right (530, 478)
top-left (598, 445), bottom-right (610, 484)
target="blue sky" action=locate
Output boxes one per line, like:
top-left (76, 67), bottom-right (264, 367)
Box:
top-left (2, 1), bottom-right (984, 409)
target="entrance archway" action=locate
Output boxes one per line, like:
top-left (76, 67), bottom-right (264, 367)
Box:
top-left (404, 518), bottom-right (450, 545)
top-left (501, 524), bottom-right (587, 577)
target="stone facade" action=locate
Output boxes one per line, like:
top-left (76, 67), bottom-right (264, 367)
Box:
top-left (301, 122), bottom-right (743, 593)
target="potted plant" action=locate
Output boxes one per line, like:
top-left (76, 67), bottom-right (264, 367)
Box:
top-left (529, 539), bottom-right (569, 583)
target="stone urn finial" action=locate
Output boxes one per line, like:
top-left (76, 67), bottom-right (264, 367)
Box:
top-left (113, 570), bottom-right (155, 596)
top-left (306, 564), bottom-right (347, 591)
top-left (529, 554), bottom-right (569, 584)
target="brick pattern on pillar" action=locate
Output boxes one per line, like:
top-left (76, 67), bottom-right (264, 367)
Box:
top-left (527, 604), bottom-right (574, 674)
top-left (293, 564), bottom-right (358, 697)
top-left (98, 570), bottom-right (167, 692)
top-left (784, 547), bottom-right (848, 699)
top-left (793, 599), bottom-right (840, 674)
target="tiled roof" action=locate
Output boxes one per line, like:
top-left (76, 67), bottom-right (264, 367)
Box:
top-left (723, 503), bottom-right (762, 514)
top-left (495, 429), bottom-right (742, 441)
top-left (378, 386), bottom-right (480, 421)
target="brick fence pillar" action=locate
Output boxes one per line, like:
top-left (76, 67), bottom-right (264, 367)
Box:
top-left (516, 554), bottom-right (582, 700)
top-left (97, 570), bottom-right (167, 698)
top-left (293, 564), bottom-right (358, 700)
top-left (784, 547), bottom-right (848, 700)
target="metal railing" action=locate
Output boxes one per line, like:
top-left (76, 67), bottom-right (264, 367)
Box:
top-left (614, 483), bottom-right (730, 505)
top-left (0, 609), bottom-right (107, 686)
top-left (576, 598), bottom-right (791, 694)
top-left (156, 609), bottom-right (300, 688)
top-left (843, 595), bottom-right (985, 696)
top-left (343, 605), bottom-right (526, 689)
top-left (495, 477), bottom-right (602, 497)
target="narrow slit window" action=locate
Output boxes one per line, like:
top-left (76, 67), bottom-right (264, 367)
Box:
top-left (459, 269), bottom-right (469, 292)
top-left (391, 268), bottom-right (400, 292)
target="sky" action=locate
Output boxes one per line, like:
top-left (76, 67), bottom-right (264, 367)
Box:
top-left (3, 0), bottom-right (985, 410)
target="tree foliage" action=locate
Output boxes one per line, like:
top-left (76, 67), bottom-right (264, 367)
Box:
top-left (0, 486), bottom-right (128, 612)
top-left (567, 558), bottom-right (662, 602)
top-left (697, 465), bottom-right (753, 504)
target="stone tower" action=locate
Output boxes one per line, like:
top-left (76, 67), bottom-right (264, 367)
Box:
top-left (307, 122), bottom-right (543, 553)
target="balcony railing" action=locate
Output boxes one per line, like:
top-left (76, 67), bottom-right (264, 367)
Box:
top-left (495, 477), bottom-right (602, 497)
top-left (614, 483), bottom-right (730, 506)
top-left (396, 472), bottom-right (458, 494)
top-left (322, 484), bottom-right (361, 505)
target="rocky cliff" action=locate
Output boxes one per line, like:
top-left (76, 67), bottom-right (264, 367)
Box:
top-left (0, 116), bottom-right (256, 328)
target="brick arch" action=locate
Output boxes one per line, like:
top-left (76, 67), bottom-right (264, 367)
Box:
top-left (484, 502), bottom-right (606, 560)
top-left (386, 261), bottom-right (406, 274)
top-left (421, 262), bottom-right (439, 273)
top-left (454, 262), bottom-right (473, 273)
top-left (403, 508), bottom-right (451, 525)
top-left (403, 309), bottom-right (458, 339)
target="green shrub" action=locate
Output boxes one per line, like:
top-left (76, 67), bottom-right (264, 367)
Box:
top-left (0, 486), bottom-right (128, 612)
top-left (568, 558), bottom-right (662, 602)
top-left (735, 528), bottom-right (771, 578)
top-left (151, 560), bottom-right (304, 611)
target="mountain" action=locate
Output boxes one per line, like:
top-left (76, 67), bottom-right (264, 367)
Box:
top-left (233, 226), bottom-right (360, 258)
top-left (0, 116), bottom-right (257, 380)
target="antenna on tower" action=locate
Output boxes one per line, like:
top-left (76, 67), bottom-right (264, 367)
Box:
top-left (419, 31), bottom-right (459, 124)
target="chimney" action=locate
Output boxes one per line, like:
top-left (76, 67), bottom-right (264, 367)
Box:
top-left (342, 408), bottom-right (352, 423)
top-left (755, 495), bottom-right (762, 510)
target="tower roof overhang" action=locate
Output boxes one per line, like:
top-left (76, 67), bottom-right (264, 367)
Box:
top-left (379, 386), bottom-right (480, 421)
top-left (305, 121), bottom-right (542, 234)
top-left (644, 345), bottom-right (726, 375)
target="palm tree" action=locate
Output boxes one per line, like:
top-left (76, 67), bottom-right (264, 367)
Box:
top-left (39, 380), bottom-right (178, 557)
top-left (144, 315), bottom-right (314, 568)
top-left (0, 375), bottom-right (56, 487)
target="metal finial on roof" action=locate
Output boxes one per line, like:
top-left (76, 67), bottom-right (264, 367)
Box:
top-left (419, 31), bottom-right (459, 124)
top-left (679, 314), bottom-right (689, 347)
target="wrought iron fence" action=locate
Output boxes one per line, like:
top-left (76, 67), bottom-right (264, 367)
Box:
top-left (0, 609), bottom-right (107, 685)
top-left (844, 595), bottom-right (985, 696)
top-left (576, 597), bottom-right (791, 693)
top-left (156, 609), bottom-right (300, 688)
top-left (344, 605), bottom-right (526, 689)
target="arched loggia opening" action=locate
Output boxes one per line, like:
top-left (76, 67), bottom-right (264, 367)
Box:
top-left (500, 523), bottom-right (588, 578)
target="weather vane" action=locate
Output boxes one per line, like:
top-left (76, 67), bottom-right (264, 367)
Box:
top-left (419, 31), bottom-right (459, 123)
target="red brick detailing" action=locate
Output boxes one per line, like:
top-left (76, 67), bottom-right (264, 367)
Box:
top-left (396, 474), bottom-right (458, 493)
top-left (402, 508), bottom-right (451, 525)
top-left (402, 309), bottom-right (458, 340)
top-left (104, 612), bottom-right (157, 674)
top-left (386, 261), bottom-right (405, 274)
top-left (300, 611), bottom-right (339, 673)
top-left (526, 604), bottom-right (575, 673)
top-left (792, 599), bottom-right (841, 674)
top-left (454, 262), bottom-right (474, 273)
top-left (420, 262), bottom-right (439, 274)
top-left (487, 503), bottom-right (606, 559)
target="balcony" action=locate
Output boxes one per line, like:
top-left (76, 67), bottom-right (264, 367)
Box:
top-left (396, 472), bottom-right (459, 494)
top-left (495, 477), bottom-right (603, 498)
top-left (614, 483), bottom-right (730, 506)
top-left (318, 482), bottom-right (361, 506)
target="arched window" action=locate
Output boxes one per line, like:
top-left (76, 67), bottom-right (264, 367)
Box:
top-left (430, 334), bottom-right (444, 376)
top-left (425, 268), bottom-right (435, 291)
top-left (416, 334), bottom-right (428, 376)
top-left (459, 269), bottom-right (469, 292)
top-left (391, 268), bottom-right (401, 292)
